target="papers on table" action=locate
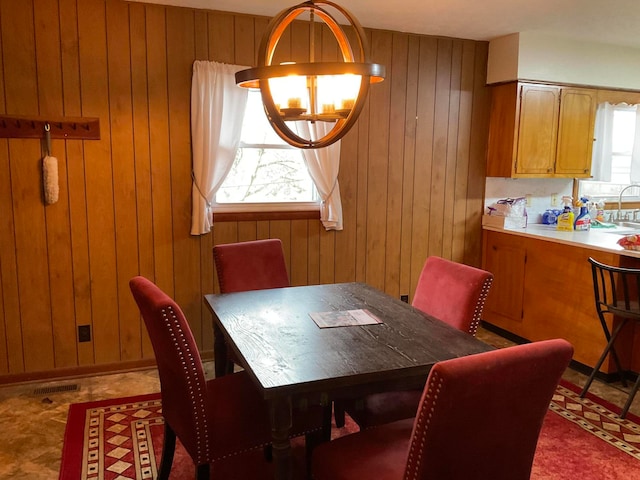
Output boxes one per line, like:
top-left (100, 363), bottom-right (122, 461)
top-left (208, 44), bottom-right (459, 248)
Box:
top-left (310, 309), bottom-right (383, 328)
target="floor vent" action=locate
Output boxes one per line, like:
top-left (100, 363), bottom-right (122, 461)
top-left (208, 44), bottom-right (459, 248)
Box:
top-left (33, 384), bottom-right (79, 395)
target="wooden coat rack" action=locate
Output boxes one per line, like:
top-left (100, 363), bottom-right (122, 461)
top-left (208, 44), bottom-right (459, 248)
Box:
top-left (0, 114), bottom-right (100, 140)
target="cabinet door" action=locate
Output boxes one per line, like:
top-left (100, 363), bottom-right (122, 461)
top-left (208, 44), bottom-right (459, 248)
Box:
top-left (482, 231), bottom-right (526, 330)
top-left (555, 88), bottom-right (597, 177)
top-left (515, 84), bottom-right (560, 175)
top-left (486, 82), bottom-right (519, 177)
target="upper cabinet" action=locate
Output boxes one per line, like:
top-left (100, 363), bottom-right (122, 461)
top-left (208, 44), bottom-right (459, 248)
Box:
top-left (486, 82), bottom-right (597, 178)
top-left (556, 88), bottom-right (599, 176)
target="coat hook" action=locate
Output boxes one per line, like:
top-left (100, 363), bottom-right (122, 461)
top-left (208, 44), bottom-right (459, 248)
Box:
top-left (44, 123), bottom-right (52, 156)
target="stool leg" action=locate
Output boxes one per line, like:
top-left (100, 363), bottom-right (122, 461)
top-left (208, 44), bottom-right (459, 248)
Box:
top-left (581, 319), bottom-right (629, 398)
top-left (620, 374), bottom-right (640, 418)
top-left (598, 315), bottom-right (629, 388)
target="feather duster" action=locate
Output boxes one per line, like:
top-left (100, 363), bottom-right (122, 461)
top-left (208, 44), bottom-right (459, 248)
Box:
top-left (43, 155), bottom-right (59, 205)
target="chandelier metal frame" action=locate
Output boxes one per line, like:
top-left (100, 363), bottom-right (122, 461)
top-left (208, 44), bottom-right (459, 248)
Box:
top-left (235, 0), bottom-right (385, 149)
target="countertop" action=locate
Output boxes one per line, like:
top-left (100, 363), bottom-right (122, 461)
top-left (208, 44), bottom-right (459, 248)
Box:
top-left (483, 223), bottom-right (640, 258)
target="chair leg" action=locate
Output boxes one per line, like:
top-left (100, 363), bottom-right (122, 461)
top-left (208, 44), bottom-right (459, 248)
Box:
top-left (322, 404), bottom-right (333, 441)
top-left (158, 423), bottom-right (176, 480)
top-left (263, 444), bottom-right (273, 462)
top-left (196, 464), bottom-right (210, 480)
top-left (305, 429), bottom-right (325, 480)
top-left (581, 319), bottom-right (629, 398)
top-left (333, 400), bottom-right (345, 428)
top-left (620, 373), bottom-right (640, 418)
top-left (226, 359), bottom-right (235, 375)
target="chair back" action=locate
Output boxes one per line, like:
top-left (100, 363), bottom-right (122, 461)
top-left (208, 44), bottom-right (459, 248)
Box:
top-left (411, 256), bottom-right (493, 335)
top-left (213, 239), bottom-right (290, 293)
top-left (405, 339), bottom-right (573, 480)
top-left (589, 256), bottom-right (640, 320)
top-left (129, 276), bottom-right (209, 464)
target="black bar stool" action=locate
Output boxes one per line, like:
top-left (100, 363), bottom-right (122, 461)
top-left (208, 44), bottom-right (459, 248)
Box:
top-left (580, 257), bottom-right (640, 418)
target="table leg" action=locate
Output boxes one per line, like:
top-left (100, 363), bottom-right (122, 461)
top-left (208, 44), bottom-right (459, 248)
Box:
top-left (269, 396), bottom-right (293, 480)
top-left (213, 323), bottom-right (228, 378)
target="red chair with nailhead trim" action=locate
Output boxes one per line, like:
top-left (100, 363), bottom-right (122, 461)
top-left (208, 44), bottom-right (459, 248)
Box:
top-left (213, 239), bottom-right (290, 375)
top-left (335, 256), bottom-right (494, 429)
top-left (129, 276), bottom-right (323, 480)
top-left (213, 238), bottom-right (290, 294)
top-left (313, 339), bottom-right (573, 480)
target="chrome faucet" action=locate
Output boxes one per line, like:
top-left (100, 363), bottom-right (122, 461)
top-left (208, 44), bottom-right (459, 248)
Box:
top-left (617, 184), bottom-right (640, 222)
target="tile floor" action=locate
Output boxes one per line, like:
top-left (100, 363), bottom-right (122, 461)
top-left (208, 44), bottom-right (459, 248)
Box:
top-left (0, 328), bottom-right (638, 479)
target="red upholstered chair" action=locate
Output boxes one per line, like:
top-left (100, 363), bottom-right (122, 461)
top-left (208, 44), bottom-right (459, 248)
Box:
top-left (129, 276), bottom-right (322, 480)
top-left (213, 238), bottom-right (290, 375)
top-left (335, 256), bottom-right (494, 429)
top-left (412, 256), bottom-right (494, 336)
top-left (213, 238), bottom-right (290, 293)
top-left (313, 339), bottom-right (574, 480)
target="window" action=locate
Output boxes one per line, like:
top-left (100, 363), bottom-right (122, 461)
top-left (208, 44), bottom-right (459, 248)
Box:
top-left (214, 90), bottom-right (318, 212)
top-left (580, 103), bottom-right (639, 201)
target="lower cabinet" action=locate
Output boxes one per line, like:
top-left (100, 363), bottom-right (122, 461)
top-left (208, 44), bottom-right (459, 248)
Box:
top-left (483, 232), bottom-right (526, 325)
top-left (482, 229), bottom-right (640, 374)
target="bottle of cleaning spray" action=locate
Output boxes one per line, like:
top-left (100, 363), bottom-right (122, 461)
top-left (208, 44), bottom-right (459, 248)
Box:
top-left (574, 197), bottom-right (591, 231)
top-left (557, 196), bottom-right (574, 231)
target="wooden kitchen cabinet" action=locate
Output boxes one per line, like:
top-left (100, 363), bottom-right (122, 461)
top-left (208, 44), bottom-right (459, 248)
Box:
top-left (482, 229), bottom-right (637, 373)
top-left (555, 88), bottom-right (598, 176)
top-left (515, 84), bottom-right (559, 175)
top-left (482, 231), bottom-right (526, 326)
top-left (486, 82), bottom-right (596, 178)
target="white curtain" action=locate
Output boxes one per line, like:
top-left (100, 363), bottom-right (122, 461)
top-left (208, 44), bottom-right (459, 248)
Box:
top-left (295, 122), bottom-right (343, 230)
top-left (631, 106), bottom-right (640, 183)
top-left (592, 102), bottom-right (640, 183)
top-left (591, 102), bottom-right (614, 182)
top-left (190, 61), bottom-right (248, 235)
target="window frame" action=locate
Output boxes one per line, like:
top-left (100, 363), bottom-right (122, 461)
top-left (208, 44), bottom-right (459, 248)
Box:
top-left (212, 90), bottom-right (321, 216)
top-left (578, 103), bottom-right (639, 204)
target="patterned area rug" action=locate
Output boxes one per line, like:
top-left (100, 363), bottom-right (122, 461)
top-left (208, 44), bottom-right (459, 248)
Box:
top-left (551, 381), bottom-right (640, 460)
top-left (59, 380), bottom-right (640, 480)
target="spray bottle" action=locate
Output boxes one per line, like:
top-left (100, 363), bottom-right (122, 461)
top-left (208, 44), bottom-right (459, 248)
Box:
top-left (574, 197), bottom-right (591, 231)
top-left (556, 196), bottom-right (574, 231)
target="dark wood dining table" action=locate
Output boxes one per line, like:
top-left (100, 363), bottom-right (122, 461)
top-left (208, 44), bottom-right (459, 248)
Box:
top-left (204, 282), bottom-right (493, 480)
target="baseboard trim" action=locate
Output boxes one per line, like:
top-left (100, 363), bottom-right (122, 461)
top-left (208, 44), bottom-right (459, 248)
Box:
top-left (0, 350), bottom-right (214, 386)
top-left (479, 321), bottom-right (631, 384)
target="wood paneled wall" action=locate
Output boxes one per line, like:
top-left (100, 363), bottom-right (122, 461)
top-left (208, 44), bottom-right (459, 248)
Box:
top-left (0, 0), bottom-right (490, 383)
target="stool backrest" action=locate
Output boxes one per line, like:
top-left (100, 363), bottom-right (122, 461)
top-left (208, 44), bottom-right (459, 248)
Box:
top-left (589, 257), bottom-right (640, 320)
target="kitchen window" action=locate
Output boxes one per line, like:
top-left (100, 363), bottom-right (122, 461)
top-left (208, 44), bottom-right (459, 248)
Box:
top-left (579, 103), bottom-right (640, 202)
top-left (214, 89), bottom-right (319, 213)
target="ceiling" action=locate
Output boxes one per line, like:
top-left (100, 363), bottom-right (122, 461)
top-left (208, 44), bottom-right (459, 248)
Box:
top-left (128, 0), bottom-right (640, 50)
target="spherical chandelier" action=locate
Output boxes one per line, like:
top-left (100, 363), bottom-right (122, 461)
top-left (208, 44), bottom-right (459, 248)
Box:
top-left (235, 0), bottom-right (386, 149)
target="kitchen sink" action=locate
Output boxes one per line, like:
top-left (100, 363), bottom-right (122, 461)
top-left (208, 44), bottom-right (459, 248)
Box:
top-left (601, 226), bottom-right (640, 235)
top-left (599, 221), bottom-right (640, 235)
top-left (603, 230), bottom-right (640, 235)
top-left (614, 221), bottom-right (640, 229)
